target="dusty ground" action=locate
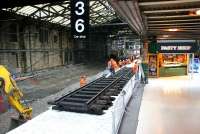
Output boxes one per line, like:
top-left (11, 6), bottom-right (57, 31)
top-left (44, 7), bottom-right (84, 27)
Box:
top-left (0, 63), bottom-right (104, 134)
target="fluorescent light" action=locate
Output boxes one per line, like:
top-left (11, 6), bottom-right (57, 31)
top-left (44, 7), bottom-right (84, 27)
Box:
top-left (163, 35), bottom-right (169, 38)
top-left (196, 10), bottom-right (200, 15)
top-left (168, 28), bottom-right (178, 32)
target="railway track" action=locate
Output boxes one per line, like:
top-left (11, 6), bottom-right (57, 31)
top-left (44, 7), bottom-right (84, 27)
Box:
top-left (49, 67), bottom-right (134, 115)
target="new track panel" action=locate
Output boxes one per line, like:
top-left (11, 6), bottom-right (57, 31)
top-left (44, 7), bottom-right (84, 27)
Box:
top-left (49, 67), bottom-right (134, 115)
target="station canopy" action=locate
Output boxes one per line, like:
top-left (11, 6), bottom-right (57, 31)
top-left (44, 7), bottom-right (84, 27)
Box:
top-left (108, 0), bottom-right (200, 39)
top-left (2, 0), bottom-right (119, 26)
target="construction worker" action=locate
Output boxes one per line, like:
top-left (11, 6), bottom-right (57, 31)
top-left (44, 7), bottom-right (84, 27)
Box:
top-left (132, 60), bottom-right (139, 80)
top-left (122, 59), bottom-right (125, 66)
top-left (107, 59), bottom-right (113, 75)
top-left (80, 75), bottom-right (87, 87)
top-left (125, 58), bottom-right (130, 65)
top-left (127, 58), bottom-right (131, 64)
top-left (118, 60), bottom-right (123, 68)
top-left (132, 60), bottom-right (138, 73)
top-left (107, 58), bottom-right (118, 75)
top-left (110, 58), bottom-right (119, 71)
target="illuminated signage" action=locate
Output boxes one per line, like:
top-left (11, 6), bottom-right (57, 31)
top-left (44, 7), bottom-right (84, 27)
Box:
top-left (160, 46), bottom-right (192, 51)
top-left (71, 0), bottom-right (89, 39)
top-left (158, 43), bottom-right (197, 53)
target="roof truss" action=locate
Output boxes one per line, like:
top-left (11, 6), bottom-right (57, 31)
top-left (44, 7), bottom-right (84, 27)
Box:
top-left (2, 0), bottom-right (118, 26)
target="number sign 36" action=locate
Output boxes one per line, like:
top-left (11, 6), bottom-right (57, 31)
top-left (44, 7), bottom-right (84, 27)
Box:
top-left (71, 0), bottom-right (89, 39)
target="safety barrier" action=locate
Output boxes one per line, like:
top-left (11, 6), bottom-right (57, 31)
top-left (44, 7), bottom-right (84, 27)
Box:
top-left (111, 64), bottom-right (143, 134)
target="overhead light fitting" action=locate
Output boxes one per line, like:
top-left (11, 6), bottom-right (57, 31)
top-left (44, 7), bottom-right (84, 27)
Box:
top-left (168, 28), bottom-right (178, 32)
top-left (196, 9), bottom-right (200, 15)
top-left (163, 35), bottom-right (169, 38)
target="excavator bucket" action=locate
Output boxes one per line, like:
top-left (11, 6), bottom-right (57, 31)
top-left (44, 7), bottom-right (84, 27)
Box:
top-left (9, 117), bottom-right (26, 131)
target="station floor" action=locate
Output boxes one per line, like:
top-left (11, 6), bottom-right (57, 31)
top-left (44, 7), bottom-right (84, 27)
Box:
top-left (119, 74), bottom-right (200, 134)
top-left (136, 74), bottom-right (200, 134)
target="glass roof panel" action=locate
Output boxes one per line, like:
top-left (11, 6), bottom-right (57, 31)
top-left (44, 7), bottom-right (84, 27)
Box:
top-left (40, 11), bottom-right (48, 17)
top-left (3, 0), bottom-right (118, 26)
top-left (63, 20), bottom-right (70, 25)
top-left (51, 5), bottom-right (64, 11)
top-left (35, 3), bottom-right (50, 8)
top-left (18, 6), bottom-right (37, 14)
top-left (51, 16), bottom-right (64, 22)
top-left (93, 5), bottom-right (104, 12)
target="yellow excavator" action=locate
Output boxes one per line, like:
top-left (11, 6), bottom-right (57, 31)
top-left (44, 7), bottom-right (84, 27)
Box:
top-left (0, 65), bottom-right (32, 129)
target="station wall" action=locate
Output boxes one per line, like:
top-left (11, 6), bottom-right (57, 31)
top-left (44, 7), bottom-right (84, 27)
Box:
top-left (0, 12), bottom-right (73, 73)
top-left (0, 11), bottom-right (132, 73)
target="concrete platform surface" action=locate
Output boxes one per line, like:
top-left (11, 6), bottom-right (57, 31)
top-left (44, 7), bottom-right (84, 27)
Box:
top-left (136, 75), bottom-right (200, 134)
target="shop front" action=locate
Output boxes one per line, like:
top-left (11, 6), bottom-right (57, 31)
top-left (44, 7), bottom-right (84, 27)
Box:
top-left (158, 53), bottom-right (188, 77)
top-left (148, 40), bottom-right (197, 77)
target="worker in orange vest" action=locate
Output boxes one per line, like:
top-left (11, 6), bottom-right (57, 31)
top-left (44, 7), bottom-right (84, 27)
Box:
top-left (110, 58), bottom-right (119, 71)
top-left (107, 59), bottom-right (112, 70)
top-left (127, 58), bottom-right (131, 64)
top-left (80, 75), bottom-right (87, 87)
top-left (118, 60), bottom-right (123, 68)
top-left (132, 60), bottom-right (138, 74)
top-left (107, 58), bottom-right (118, 75)
top-left (132, 60), bottom-right (139, 80)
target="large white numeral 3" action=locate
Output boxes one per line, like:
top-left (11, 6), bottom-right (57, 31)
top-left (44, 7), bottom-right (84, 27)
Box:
top-left (75, 19), bottom-right (85, 33)
top-left (75, 1), bottom-right (85, 15)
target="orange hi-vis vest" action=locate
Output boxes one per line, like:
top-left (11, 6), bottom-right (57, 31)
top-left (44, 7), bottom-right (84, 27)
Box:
top-left (111, 59), bottom-right (119, 70)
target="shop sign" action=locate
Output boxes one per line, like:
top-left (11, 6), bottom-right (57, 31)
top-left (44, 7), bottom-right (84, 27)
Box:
top-left (158, 43), bottom-right (197, 53)
top-left (71, 0), bottom-right (89, 39)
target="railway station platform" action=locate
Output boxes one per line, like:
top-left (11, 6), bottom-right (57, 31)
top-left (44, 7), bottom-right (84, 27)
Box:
top-left (120, 74), bottom-right (200, 134)
top-left (6, 68), bottom-right (200, 134)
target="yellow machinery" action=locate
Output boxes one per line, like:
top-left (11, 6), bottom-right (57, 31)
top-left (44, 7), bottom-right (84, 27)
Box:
top-left (0, 65), bottom-right (32, 128)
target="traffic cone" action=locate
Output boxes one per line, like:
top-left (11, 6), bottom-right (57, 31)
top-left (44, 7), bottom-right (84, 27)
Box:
top-left (80, 75), bottom-right (87, 87)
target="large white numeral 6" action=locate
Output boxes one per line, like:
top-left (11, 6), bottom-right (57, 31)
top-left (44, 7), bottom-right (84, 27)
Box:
top-left (75, 1), bottom-right (85, 15)
top-left (75, 19), bottom-right (85, 33)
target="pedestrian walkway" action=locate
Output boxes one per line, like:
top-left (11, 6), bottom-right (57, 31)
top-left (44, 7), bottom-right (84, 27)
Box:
top-left (136, 75), bottom-right (200, 134)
